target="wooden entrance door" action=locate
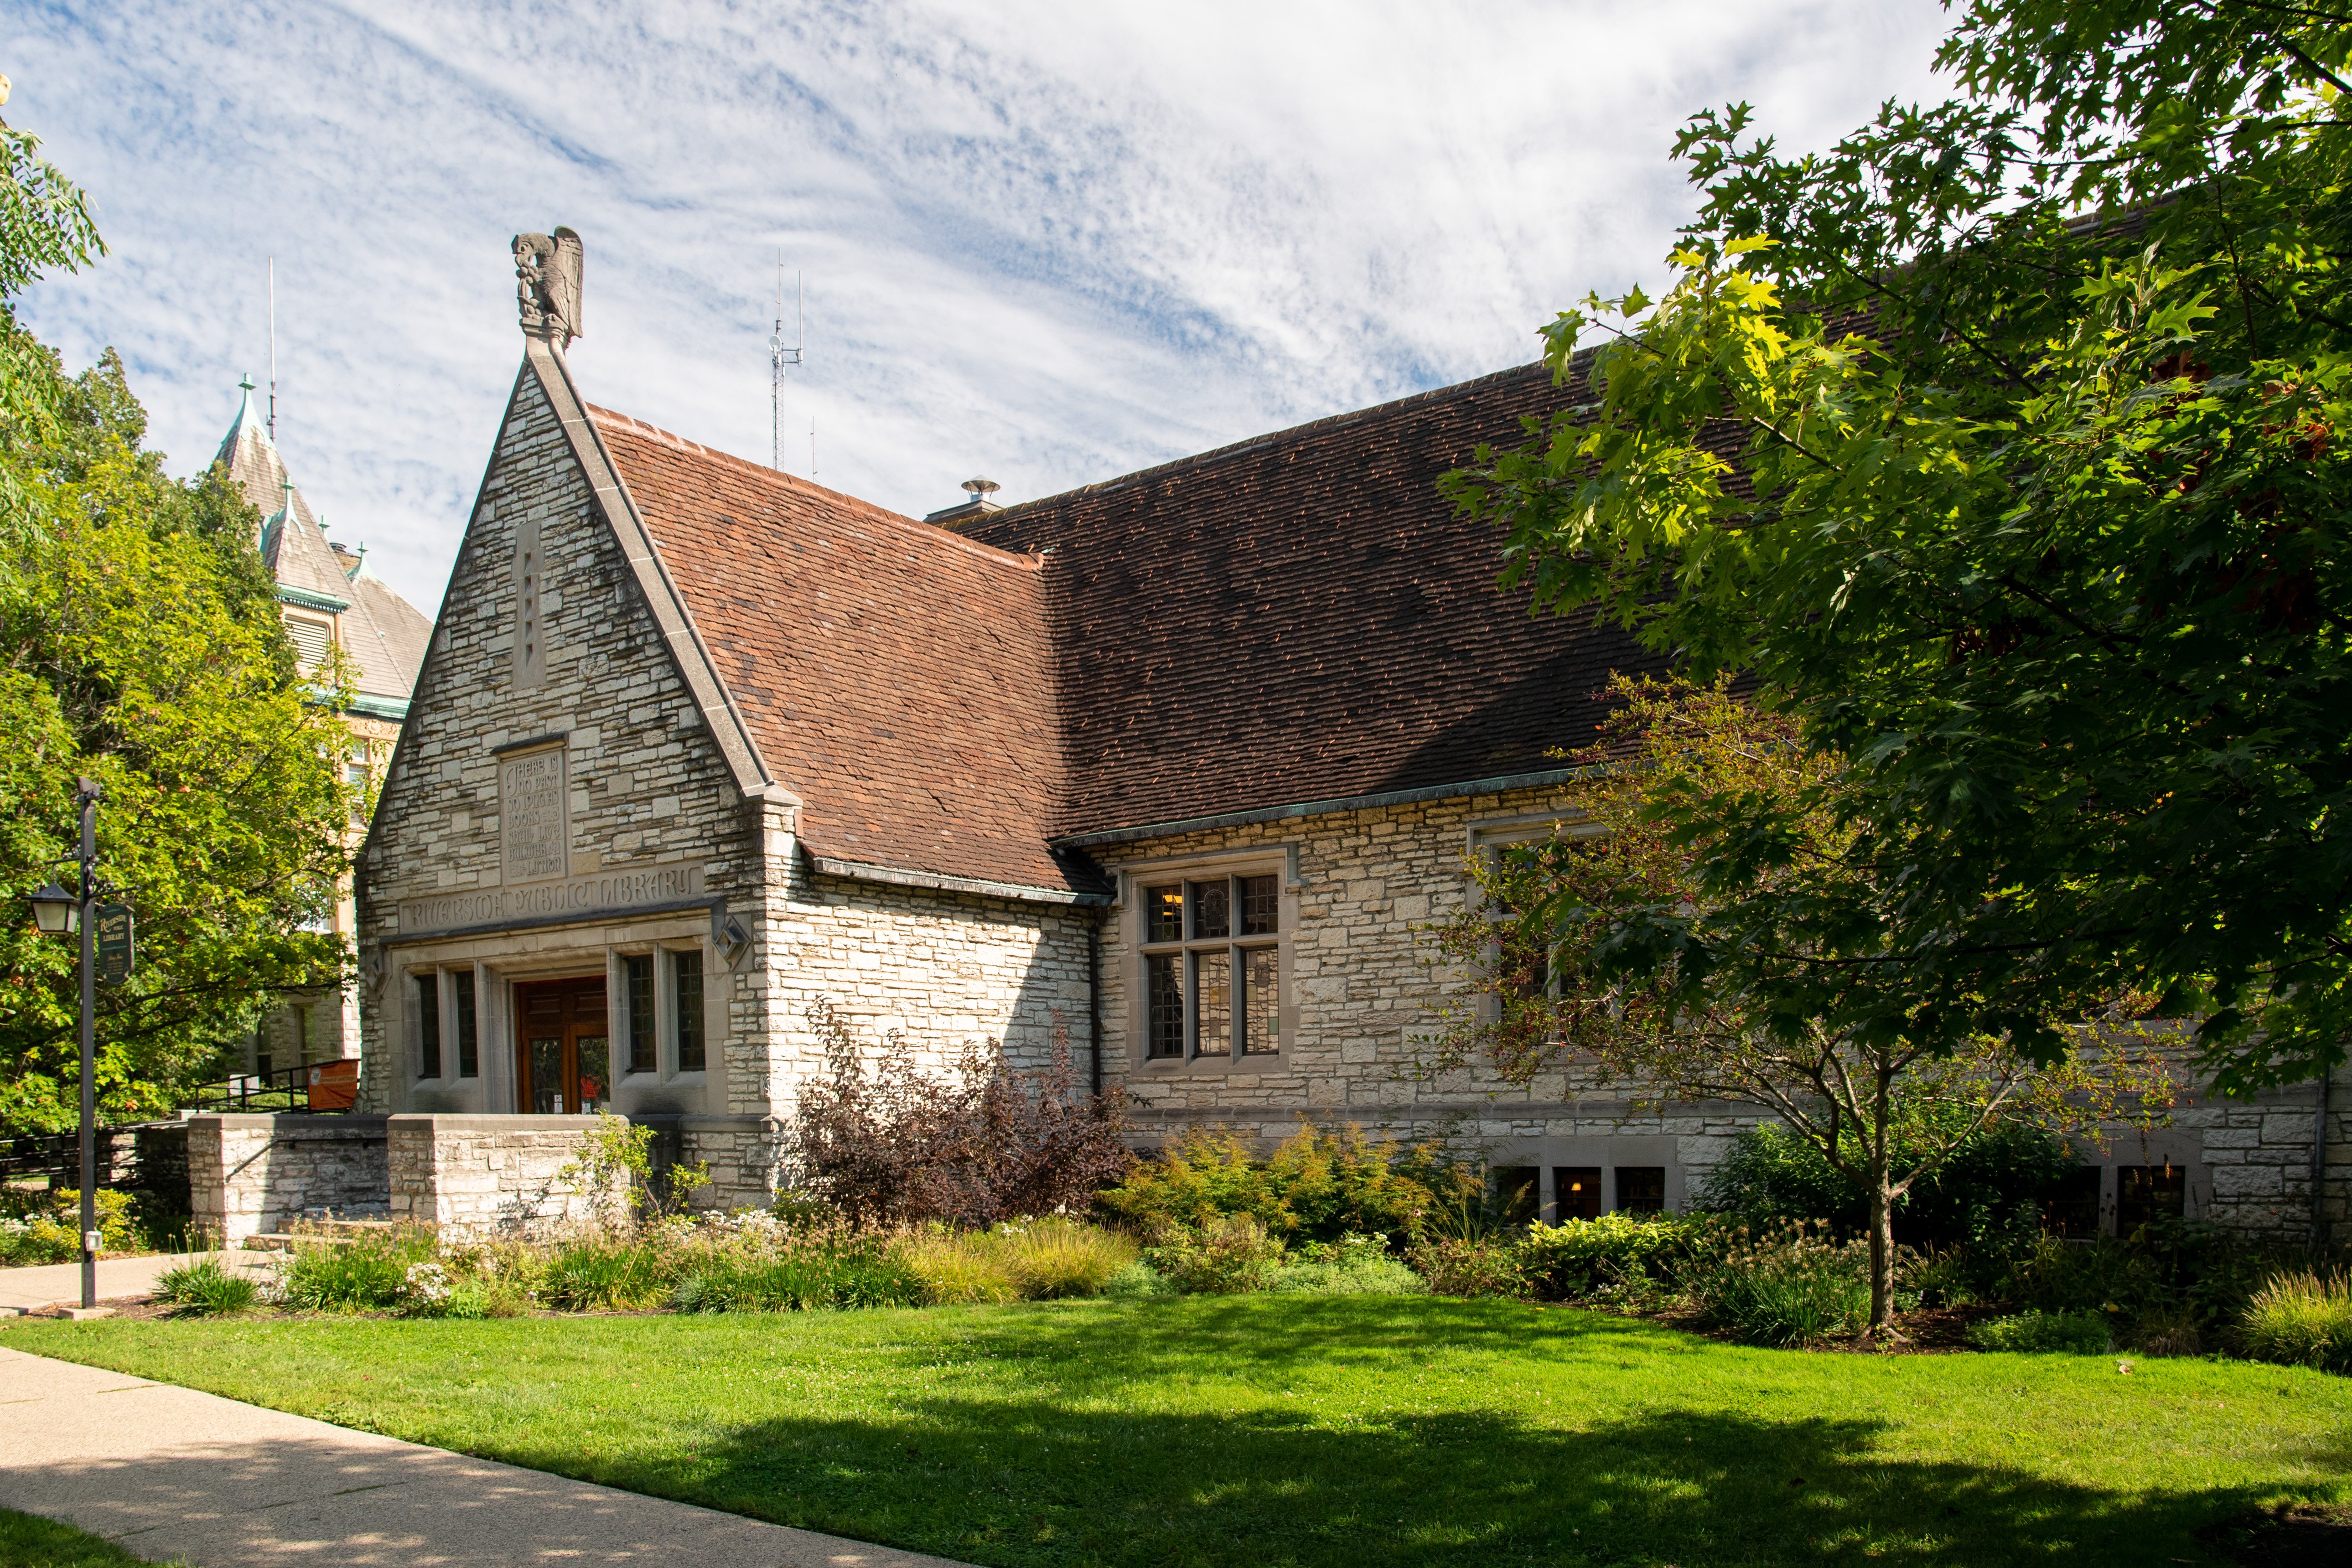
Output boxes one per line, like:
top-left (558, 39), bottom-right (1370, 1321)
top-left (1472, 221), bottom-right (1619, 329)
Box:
top-left (516, 976), bottom-right (610, 1114)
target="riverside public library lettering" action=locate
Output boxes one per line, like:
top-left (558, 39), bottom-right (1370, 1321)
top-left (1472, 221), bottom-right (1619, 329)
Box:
top-left (181, 222), bottom-right (2347, 1247)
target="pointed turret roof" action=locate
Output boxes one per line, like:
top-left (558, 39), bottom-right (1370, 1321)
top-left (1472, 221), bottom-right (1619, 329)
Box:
top-left (212, 377), bottom-right (433, 715)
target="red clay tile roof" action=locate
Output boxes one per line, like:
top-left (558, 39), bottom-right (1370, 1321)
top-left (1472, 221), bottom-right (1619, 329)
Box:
top-left (589, 357), bottom-right (1669, 888)
top-left (589, 408), bottom-right (1091, 895)
top-left (961, 360), bottom-right (1671, 838)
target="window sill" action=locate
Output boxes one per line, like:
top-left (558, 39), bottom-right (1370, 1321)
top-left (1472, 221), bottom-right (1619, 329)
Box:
top-left (1136, 1053), bottom-right (1287, 1076)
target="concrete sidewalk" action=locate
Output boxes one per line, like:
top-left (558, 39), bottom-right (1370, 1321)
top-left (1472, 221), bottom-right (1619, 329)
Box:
top-left (0, 1346), bottom-right (973, 1566)
top-left (0, 1252), bottom-right (276, 1314)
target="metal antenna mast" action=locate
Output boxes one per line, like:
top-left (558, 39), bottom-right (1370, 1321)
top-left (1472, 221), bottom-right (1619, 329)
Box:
top-left (769, 255), bottom-right (802, 470)
top-left (267, 256), bottom-right (278, 443)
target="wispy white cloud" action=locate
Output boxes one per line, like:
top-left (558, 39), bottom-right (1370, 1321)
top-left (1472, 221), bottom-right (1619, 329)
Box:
top-left (11, 0), bottom-right (1948, 616)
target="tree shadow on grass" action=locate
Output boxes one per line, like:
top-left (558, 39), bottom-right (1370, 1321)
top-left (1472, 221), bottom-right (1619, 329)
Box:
top-left (606, 1297), bottom-right (2281, 1568)
top-left (673, 1400), bottom-right (2259, 1568)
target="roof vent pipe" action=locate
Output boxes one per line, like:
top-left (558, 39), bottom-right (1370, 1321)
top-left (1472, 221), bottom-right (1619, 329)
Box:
top-left (924, 475), bottom-right (1007, 528)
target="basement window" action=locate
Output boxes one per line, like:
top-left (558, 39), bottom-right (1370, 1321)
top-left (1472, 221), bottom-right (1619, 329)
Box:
top-left (1138, 869), bottom-right (1286, 1064)
top-left (1555, 1166), bottom-right (1602, 1221)
top-left (1492, 1166), bottom-right (1540, 1227)
top-left (2043, 1166), bottom-right (2101, 1240)
top-left (2116, 1164), bottom-right (2186, 1234)
top-left (1615, 1167), bottom-right (1666, 1215)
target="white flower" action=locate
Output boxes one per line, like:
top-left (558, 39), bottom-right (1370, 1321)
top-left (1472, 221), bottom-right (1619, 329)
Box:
top-left (403, 1261), bottom-right (454, 1307)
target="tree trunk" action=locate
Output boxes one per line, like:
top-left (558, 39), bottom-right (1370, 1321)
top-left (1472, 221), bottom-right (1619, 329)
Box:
top-left (1863, 1067), bottom-right (1903, 1343)
top-left (1865, 1156), bottom-right (1899, 1340)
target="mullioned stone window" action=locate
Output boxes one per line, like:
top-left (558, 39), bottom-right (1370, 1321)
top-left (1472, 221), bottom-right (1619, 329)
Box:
top-left (1140, 870), bottom-right (1284, 1063)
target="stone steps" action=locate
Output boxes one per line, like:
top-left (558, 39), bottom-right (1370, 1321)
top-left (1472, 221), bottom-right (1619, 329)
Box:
top-left (242, 1218), bottom-right (405, 1252)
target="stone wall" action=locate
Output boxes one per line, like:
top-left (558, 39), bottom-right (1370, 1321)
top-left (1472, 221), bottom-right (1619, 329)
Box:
top-left (2189, 1067), bottom-right (2352, 1242)
top-left (185, 1114), bottom-right (389, 1246)
top-left (355, 355), bottom-right (766, 1118)
top-left (1087, 786), bottom-right (2348, 1240)
top-left (386, 1114), bottom-right (625, 1233)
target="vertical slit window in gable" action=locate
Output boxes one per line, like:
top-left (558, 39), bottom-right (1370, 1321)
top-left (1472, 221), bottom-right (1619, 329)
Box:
top-left (625, 954), bottom-right (655, 1074)
top-left (673, 949), bottom-right (705, 1072)
top-left (416, 974), bottom-right (442, 1080)
top-left (454, 971), bottom-right (479, 1078)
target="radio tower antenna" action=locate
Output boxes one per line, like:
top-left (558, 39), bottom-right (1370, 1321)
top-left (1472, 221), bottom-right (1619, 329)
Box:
top-left (768, 255), bottom-right (802, 470)
top-left (267, 256), bottom-right (279, 443)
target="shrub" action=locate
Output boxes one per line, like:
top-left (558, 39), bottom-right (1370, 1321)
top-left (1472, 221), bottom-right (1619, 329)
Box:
top-left (1900, 1246), bottom-right (1984, 1309)
top-left (154, 1257), bottom-right (258, 1315)
top-left (786, 999), bottom-right (1130, 1227)
top-left (1688, 1225), bottom-right (1873, 1346)
top-left (1407, 1236), bottom-right (1525, 1299)
top-left (674, 1234), bottom-right (924, 1312)
top-left (1516, 1212), bottom-right (1708, 1301)
top-left (541, 1239), bottom-right (672, 1311)
top-left (1098, 1123), bottom-right (1459, 1245)
top-left (0, 1216), bottom-right (73, 1267)
top-left (893, 1229), bottom-right (1021, 1304)
top-left (1265, 1231), bottom-right (1424, 1295)
top-left (985, 1217), bottom-right (1138, 1299)
top-left (0, 1188), bottom-right (140, 1265)
top-left (2000, 1233), bottom-right (2160, 1317)
top-left (1101, 1259), bottom-right (1176, 1299)
top-left (275, 1228), bottom-right (435, 1311)
top-left (2237, 1270), bottom-right (2352, 1373)
top-left (2127, 1303), bottom-right (2203, 1357)
top-left (554, 1112), bottom-right (712, 1230)
top-left (1968, 1310), bottom-right (2112, 1354)
top-left (1146, 1214), bottom-right (1287, 1294)
top-left (1693, 1119), bottom-right (2082, 1250)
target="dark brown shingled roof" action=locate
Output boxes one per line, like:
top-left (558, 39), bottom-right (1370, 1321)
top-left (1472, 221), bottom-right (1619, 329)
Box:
top-left (960, 360), bottom-right (1670, 838)
top-left (589, 408), bottom-right (1092, 896)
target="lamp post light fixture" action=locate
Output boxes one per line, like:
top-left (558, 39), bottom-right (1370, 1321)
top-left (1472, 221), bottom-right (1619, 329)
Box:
top-left (28, 882), bottom-right (75, 937)
top-left (25, 781), bottom-right (103, 1310)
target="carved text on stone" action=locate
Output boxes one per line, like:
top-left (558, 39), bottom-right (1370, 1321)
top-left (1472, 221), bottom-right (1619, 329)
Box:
top-left (501, 747), bottom-right (569, 885)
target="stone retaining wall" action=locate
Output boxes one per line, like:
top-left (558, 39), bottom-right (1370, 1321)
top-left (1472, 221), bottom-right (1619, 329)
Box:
top-left (387, 1115), bottom-right (623, 1234)
top-left (185, 1114), bottom-right (389, 1246)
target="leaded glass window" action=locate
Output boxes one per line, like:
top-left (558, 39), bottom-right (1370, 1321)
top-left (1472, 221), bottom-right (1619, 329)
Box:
top-left (453, 971), bottom-right (479, 1078)
top-left (1139, 871), bottom-right (1283, 1061)
top-left (625, 954), bottom-right (655, 1074)
top-left (673, 949), bottom-right (705, 1072)
top-left (416, 974), bottom-right (442, 1079)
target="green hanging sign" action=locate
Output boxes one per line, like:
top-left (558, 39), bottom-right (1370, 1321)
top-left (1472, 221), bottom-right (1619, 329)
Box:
top-left (95, 904), bottom-right (133, 983)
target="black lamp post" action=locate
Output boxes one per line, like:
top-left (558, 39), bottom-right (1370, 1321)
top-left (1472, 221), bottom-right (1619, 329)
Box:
top-left (27, 780), bottom-right (100, 1310)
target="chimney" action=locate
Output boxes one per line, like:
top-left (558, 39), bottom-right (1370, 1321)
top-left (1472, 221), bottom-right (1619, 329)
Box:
top-left (924, 476), bottom-right (1005, 529)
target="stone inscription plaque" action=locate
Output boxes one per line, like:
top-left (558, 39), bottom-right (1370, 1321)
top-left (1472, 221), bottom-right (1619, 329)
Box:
top-left (501, 747), bottom-right (568, 885)
top-left (397, 862), bottom-right (709, 935)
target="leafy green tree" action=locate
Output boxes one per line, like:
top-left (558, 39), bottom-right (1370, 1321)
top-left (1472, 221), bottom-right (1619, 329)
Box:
top-left (1425, 678), bottom-right (2176, 1335)
top-left (1445, 3), bottom-right (2352, 1094)
top-left (0, 108), bottom-right (354, 1128)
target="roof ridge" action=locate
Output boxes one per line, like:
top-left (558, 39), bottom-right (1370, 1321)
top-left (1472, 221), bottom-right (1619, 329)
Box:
top-left (584, 404), bottom-right (1047, 574)
top-left (1002, 357), bottom-right (1569, 514)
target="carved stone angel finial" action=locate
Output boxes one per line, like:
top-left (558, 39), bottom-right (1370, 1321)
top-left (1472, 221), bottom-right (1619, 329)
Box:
top-left (512, 227), bottom-right (585, 347)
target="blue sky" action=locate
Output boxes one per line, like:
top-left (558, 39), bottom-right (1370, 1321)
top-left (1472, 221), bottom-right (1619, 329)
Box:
top-left (13, 1), bottom-right (1948, 616)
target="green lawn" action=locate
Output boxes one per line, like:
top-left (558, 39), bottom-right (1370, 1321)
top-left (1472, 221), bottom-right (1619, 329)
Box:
top-left (0, 1508), bottom-right (179, 1567)
top-left (7, 1299), bottom-right (2343, 1567)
